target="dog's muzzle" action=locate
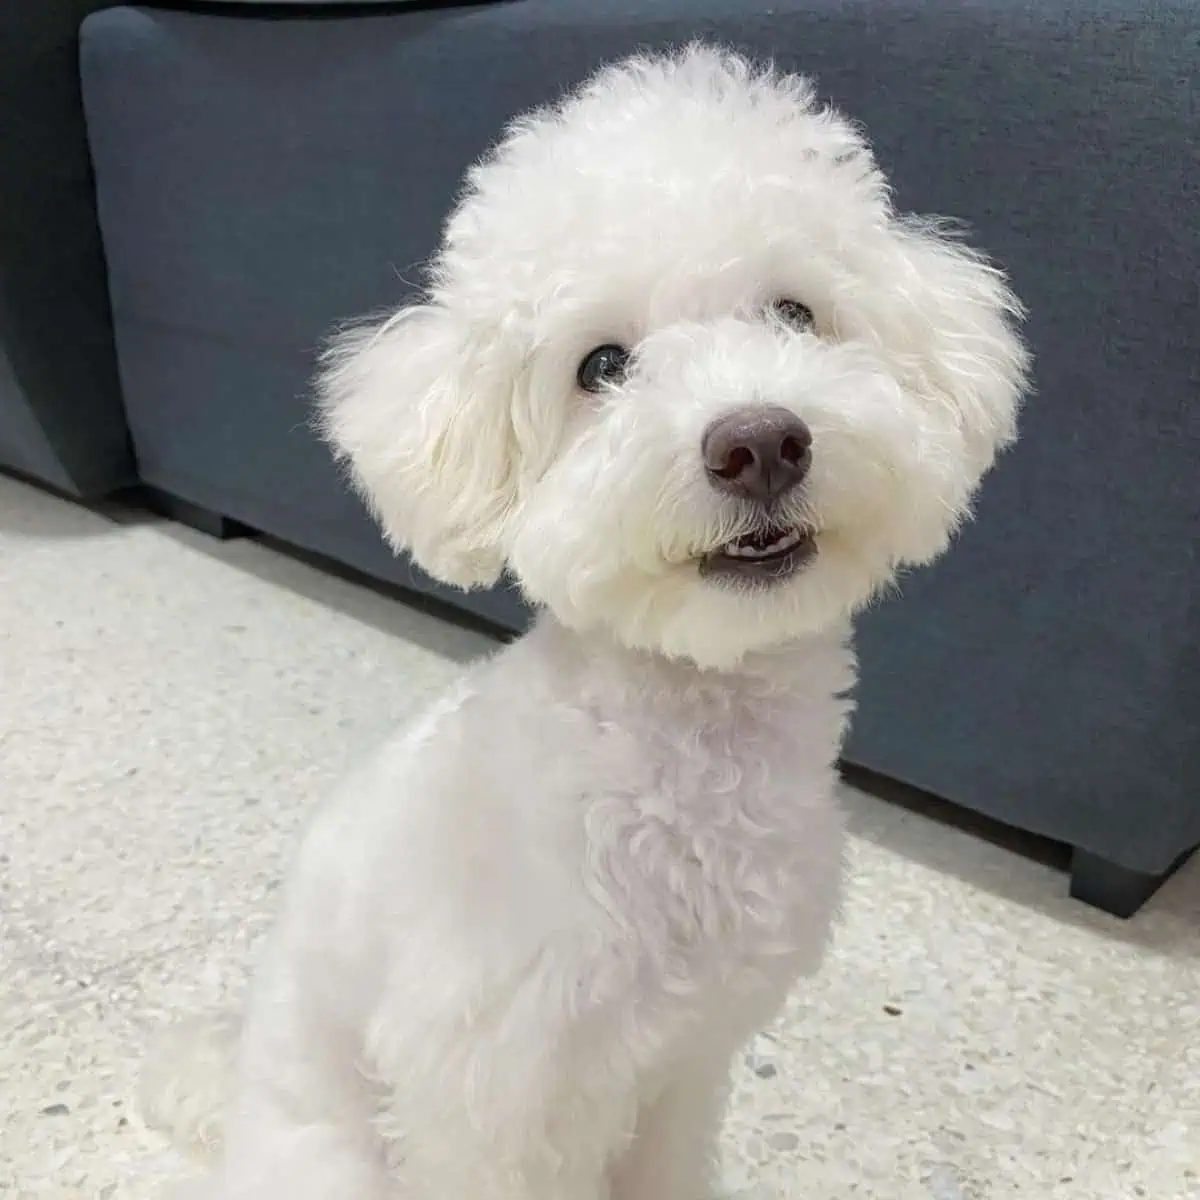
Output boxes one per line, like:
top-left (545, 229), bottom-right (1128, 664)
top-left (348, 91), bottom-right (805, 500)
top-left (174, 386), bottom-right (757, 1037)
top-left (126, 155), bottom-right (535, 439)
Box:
top-left (699, 407), bottom-right (818, 585)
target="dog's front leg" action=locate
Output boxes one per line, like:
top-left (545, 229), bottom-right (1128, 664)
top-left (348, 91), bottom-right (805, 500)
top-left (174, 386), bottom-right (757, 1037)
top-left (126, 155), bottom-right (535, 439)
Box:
top-left (205, 951), bottom-right (393, 1200)
top-left (609, 1051), bottom-right (733, 1200)
top-left (364, 948), bottom-right (658, 1200)
top-left (199, 1099), bottom-right (391, 1200)
top-left (371, 1025), bottom-right (625, 1200)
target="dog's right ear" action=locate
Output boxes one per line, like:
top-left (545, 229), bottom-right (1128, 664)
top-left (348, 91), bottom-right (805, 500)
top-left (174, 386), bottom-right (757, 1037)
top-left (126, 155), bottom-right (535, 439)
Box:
top-left (317, 303), bottom-right (520, 590)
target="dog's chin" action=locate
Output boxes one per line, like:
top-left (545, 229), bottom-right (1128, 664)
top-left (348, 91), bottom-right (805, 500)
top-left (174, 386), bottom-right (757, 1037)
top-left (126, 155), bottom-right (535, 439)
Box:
top-left (515, 518), bottom-right (868, 671)
top-left (697, 525), bottom-right (819, 588)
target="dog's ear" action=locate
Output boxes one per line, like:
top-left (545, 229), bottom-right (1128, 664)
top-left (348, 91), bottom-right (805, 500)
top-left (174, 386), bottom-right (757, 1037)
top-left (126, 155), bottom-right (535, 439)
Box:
top-left (888, 220), bottom-right (1031, 477)
top-left (318, 303), bottom-right (520, 589)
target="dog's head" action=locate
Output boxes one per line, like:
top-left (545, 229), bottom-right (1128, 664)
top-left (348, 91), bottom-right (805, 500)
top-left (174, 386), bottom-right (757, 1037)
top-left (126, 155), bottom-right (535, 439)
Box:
top-left (320, 46), bottom-right (1029, 669)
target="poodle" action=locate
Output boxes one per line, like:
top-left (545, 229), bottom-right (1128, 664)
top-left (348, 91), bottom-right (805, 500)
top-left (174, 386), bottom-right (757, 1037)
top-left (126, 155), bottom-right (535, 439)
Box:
top-left (140, 44), bottom-right (1028, 1200)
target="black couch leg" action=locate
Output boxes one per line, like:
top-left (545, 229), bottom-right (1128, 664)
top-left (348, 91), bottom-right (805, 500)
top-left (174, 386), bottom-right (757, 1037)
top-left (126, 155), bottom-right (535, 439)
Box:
top-left (145, 490), bottom-right (250, 540)
top-left (1069, 850), bottom-right (1173, 918)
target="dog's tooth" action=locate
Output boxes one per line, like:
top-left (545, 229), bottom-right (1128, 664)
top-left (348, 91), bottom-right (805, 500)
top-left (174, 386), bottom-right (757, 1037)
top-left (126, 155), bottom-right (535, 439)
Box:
top-left (718, 530), bottom-right (810, 560)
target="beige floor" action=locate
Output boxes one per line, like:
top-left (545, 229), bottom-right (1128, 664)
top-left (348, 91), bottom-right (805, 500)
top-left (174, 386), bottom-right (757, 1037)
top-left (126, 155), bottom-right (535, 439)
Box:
top-left (1, 473), bottom-right (1196, 1200)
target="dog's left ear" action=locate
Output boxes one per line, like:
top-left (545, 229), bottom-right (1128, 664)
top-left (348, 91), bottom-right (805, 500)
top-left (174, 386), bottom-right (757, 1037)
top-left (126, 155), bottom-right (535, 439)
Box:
top-left (317, 302), bottom-right (521, 589)
top-left (889, 221), bottom-right (1031, 476)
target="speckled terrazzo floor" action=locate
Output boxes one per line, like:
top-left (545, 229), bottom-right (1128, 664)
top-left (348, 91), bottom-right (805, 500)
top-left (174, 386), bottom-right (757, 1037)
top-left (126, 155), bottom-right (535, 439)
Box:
top-left (1, 472), bottom-right (1197, 1200)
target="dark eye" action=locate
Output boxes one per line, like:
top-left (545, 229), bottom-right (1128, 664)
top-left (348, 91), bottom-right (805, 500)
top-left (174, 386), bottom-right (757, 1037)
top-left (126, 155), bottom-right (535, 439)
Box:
top-left (772, 298), bottom-right (816, 331)
top-left (577, 344), bottom-right (630, 392)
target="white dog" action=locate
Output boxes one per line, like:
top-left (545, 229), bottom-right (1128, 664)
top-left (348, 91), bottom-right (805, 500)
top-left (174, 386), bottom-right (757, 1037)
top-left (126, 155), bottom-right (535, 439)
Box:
top-left (141, 45), bottom-right (1028, 1200)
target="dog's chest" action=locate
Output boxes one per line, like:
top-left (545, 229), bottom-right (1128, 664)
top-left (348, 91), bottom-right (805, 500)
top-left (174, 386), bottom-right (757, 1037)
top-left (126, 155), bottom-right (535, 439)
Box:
top-left (578, 683), bottom-right (845, 962)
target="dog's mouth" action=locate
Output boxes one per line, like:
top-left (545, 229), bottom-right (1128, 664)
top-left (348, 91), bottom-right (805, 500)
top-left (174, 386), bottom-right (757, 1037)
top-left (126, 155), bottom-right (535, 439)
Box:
top-left (698, 525), bottom-right (818, 585)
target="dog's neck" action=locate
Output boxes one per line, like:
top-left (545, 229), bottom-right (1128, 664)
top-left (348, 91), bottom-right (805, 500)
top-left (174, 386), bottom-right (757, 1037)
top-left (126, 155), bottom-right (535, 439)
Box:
top-left (524, 611), bottom-right (856, 717)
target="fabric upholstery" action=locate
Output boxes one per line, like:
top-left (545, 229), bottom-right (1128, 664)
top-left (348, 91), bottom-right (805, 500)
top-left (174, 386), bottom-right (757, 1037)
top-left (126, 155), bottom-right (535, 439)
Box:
top-left (0, 0), bottom-right (133, 496)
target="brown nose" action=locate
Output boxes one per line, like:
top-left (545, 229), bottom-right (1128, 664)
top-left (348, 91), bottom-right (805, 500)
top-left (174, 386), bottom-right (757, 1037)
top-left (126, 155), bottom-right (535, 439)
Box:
top-left (702, 407), bottom-right (812, 504)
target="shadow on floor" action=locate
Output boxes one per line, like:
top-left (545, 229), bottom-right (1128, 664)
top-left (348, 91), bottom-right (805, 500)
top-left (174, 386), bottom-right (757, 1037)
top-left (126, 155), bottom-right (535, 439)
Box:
top-left (841, 767), bottom-right (1199, 963)
top-left (0, 470), bottom-right (156, 540)
top-left (0, 473), bottom-right (500, 667)
top-left (171, 528), bottom-right (503, 667)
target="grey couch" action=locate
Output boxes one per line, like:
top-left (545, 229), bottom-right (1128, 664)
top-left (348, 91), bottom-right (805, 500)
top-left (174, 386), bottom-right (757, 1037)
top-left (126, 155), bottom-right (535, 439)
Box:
top-left (69, 0), bottom-right (1200, 916)
top-left (0, 0), bottom-right (134, 497)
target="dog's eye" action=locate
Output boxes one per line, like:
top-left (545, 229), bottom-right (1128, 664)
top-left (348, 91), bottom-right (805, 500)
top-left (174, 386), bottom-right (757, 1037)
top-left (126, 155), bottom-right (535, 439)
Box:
top-left (577, 344), bottom-right (630, 393)
top-left (772, 299), bottom-right (816, 331)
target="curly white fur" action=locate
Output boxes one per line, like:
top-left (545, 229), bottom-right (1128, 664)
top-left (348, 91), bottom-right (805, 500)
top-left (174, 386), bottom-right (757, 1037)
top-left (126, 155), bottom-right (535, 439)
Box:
top-left (143, 45), bottom-right (1028, 1200)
